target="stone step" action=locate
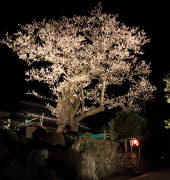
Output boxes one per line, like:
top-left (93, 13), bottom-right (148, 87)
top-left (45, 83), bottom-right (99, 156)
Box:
top-left (134, 170), bottom-right (142, 174)
top-left (126, 165), bottom-right (133, 168)
top-left (133, 170), bottom-right (143, 177)
top-left (126, 167), bottom-right (141, 171)
top-left (125, 168), bottom-right (143, 177)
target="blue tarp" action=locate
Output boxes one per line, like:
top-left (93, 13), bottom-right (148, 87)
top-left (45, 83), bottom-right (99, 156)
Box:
top-left (14, 119), bottom-right (41, 130)
top-left (81, 132), bottom-right (106, 139)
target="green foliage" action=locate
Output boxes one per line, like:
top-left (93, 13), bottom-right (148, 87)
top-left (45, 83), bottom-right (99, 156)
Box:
top-left (84, 139), bottom-right (99, 154)
top-left (32, 126), bottom-right (48, 141)
top-left (83, 132), bottom-right (92, 139)
top-left (163, 71), bottom-right (170, 129)
top-left (108, 110), bottom-right (147, 141)
top-left (80, 132), bottom-right (107, 154)
top-left (48, 147), bottom-right (84, 180)
top-left (100, 142), bottom-right (106, 151)
top-left (164, 119), bottom-right (170, 129)
top-left (0, 129), bottom-right (19, 147)
top-left (79, 143), bottom-right (86, 152)
top-left (84, 132), bottom-right (92, 137)
top-left (163, 71), bottom-right (170, 104)
top-left (108, 118), bottom-right (115, 141)
top-left (64, 148), bottom-right (85, 180)
top-left (79, 137), bottom-right (108, 155)
top-left (44, 131), bottom-right (65, 146)
top-left (65, 134), bottom-right (79, 140)
top-left (18, 134), bottom-right (28, 144)
top-left (99, 125), bottom-right (109, 134)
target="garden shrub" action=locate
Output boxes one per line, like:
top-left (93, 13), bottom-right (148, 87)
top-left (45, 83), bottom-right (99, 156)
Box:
top-left (48, 147), bottom-right (67, 178)
top-left (32, 126), bottom-right (48, 141)
top-left (44, 131), bottom-right (66, 146)
top-left (18, 134), bottom-right (28, 144)
top-left (0, 129), bottom-right (18, 147)
top-left (99, 125), bottom-right (109, 134)
top-left (48, 147), bottom-right (84, 180)
top-left (63, 148), bottom-right (85, 180)
top-left (83, 132), bottom-right (92, 138)
top-left (79, 142), bottom-right (86, 152)
top-left (64, 133), bottom-right (80, 148)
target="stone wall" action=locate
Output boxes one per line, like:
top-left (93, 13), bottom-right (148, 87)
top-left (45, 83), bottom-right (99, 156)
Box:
top-left (0, 130), bottom-right (144, 180)
top-left (80, 152), bottom-right (99, 180)
top-left (78, 138), bottom-right (127, 179)
top-left (78, 138), bottom-right (144, 179)
top-left (0, 143), bottom-right (61, 180)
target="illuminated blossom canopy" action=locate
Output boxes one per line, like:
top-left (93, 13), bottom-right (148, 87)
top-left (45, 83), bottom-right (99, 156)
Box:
top-left (0, 2), bottom-right (157, 132)
top-left (163, 71), bottom-right (170, 129)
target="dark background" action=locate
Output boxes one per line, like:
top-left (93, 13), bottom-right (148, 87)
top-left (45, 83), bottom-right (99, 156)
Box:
top-left (0, 1), bottom-right (170, 163)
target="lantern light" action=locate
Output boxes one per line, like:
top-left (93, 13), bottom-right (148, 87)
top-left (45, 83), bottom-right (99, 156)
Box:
top-left (130, 139), bottom-right (139, 146)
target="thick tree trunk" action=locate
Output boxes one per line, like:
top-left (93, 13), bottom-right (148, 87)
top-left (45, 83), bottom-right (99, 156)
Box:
top-left (55, 87), bottom-right (105, 133)
top-left (55, 92), bottom-right (80, 133)
top-left (71, 140), bottom-right (80, 152)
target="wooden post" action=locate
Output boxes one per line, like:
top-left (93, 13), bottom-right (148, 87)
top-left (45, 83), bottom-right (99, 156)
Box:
top-left (130, 138), bottom-right (134, 175)
top-left (124, 141), bottom-right (127, 173)
top-left (125, 141), bottom-right (127, 153)
top-left (139, 139), bottom-right (140, 160)
top-left (41, 113), bottom-right (44, 126)
top-left (104, 130), bottom-right (106, 140)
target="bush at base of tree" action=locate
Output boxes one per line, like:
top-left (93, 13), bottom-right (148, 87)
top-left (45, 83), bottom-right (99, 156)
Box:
top-left (48, 147), bottom-right (84, 180)
top-left (0, 129), bottom-right (19, 147)
top-left (99, 125), bottom-right (109, 134)
top-left (44, 131), bottom-right (66, 146)
top-left (18, 134), bottom-right (28, 144)
top-left (32, 126), bottom-right (48, 141)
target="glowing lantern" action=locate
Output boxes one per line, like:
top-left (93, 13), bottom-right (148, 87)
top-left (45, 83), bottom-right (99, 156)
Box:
top-left (130, 139), bottom-right (139, 146)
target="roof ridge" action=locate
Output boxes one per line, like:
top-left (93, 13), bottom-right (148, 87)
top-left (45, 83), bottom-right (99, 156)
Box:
top-left (20, 99), bottom-right (46, 108)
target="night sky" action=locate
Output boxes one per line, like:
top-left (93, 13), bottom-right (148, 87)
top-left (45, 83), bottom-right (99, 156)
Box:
top-left (0, 1), bottom-right (170, 154)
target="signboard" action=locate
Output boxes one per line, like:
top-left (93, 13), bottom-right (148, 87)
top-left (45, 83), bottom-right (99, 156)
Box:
top-left (26, 127), bottom-right (37, 139)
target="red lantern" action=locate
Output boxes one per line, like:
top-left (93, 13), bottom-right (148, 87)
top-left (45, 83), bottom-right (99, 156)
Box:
top-left (130, 139), bottom-right (139, 146)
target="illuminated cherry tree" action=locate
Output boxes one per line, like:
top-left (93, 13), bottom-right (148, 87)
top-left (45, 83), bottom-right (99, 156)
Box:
top-left (163, 71), bottom-right (170, 129)
top-left (0, 2), bottom-right (157, 133)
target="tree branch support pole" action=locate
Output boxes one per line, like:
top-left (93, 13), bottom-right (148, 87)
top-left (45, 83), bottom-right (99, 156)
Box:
top-left (104, 130), bottom-right (106, 140)
top-left (139, 139), bottom-right (140, 160)
top-left (124, 141), bottom-right (127, 174)
top-left (101, 74), bottom-right (107, 106)
top-left (131, 138), bottom-right (134, 176)
top-left (41, 113), bottom-right (44, 126)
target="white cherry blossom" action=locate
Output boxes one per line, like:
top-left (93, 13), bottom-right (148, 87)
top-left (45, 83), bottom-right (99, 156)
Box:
top-left (0, 2), bottom-right (157, 131)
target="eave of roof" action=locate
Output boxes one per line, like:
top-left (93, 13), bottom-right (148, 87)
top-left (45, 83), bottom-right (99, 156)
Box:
top-left (1, 98), bottom-right (101, 134)
top-left (20, 122), bottom-right (47, 129)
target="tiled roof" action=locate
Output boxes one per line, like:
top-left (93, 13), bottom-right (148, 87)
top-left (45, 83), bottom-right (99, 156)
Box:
top-left (10, 116), bottom-right (100, 134)
top-left (10, 115), bottom-right (58, 130)
top-left (7, 98), bottom-right (101, 134)
top-left (14, 99), bottom-right (57, 119)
